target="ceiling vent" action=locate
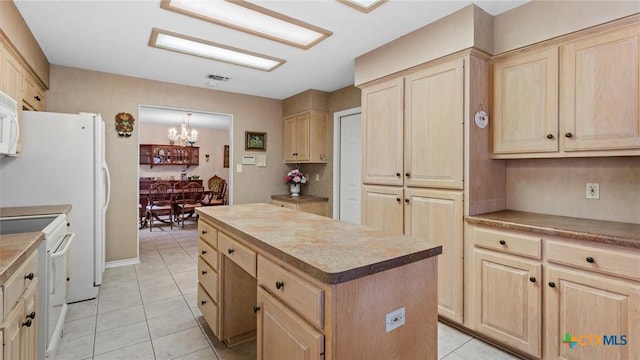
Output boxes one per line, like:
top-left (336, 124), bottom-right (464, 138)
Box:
top-left (207, 74), bottom-right (230, 81)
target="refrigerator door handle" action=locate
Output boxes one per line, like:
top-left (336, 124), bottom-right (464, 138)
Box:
top-left (103, 162), bottom-right (111, 211)
top-left (11, 113), bottom-right (20, 151)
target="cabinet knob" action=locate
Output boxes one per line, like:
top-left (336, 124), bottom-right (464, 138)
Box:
top-left (201, 230), bottom-right (207, 235)
top-left (201, 300), bottom-right (207, 305)
top-left (396, 197), bottom-right (401, 202)
top-left (499, 240), bottom-right (506, 245)
top-left (405, 172), bottom-right (410, 177)
top-left (565, 132), bottom-right (573, 138)
top-left (201, 250), bottom-right (207, 255)
top-left (24, 272), bottom-right (34, 280)
top-left (586, 256), bottom-right (595, 263)
top-left (546, 134), bottom-right (554, 139)
top-left (253, 306), bottom-right (261, 313)
top-left (228, 248), bottom-right (235, 254)
top-left (22, 319), bottom-right (32, 328)
top-left (275, 281), bottom-right (285, 290)
top-left (201, 270), bottom-right (207, 275)
top-left (27, 312), bottom-right (36, 319)
top-left (548, 282), bottom-right (556, 288)
top-left (34, 95), bottom-right (41, 102)
top-left (529, 277), bottom-right (536, 283)
top-left (396, 172), bottom-right (401, 177)
top-left (405, 198), bottom-right (410, 203)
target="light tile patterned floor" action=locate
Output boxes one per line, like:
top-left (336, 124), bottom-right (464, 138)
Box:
top-left (55, 223), bottom-right (522, 360)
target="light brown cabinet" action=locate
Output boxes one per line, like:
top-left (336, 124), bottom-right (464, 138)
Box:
top-left (492, 20), bottom-right (640, 158)
top-left (283, 110), bottom-right (328, 163)
top-left (22, 75), bottom-right (45, 112)
top-left (197, 221), bottom-right (220, 337)
top-left (139, 144), bottom-right (199, 167)
top-left (271, 197), bottom-right (328, 217)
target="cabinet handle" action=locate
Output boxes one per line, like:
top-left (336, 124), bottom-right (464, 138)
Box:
top-left (228, 248), bottom-right (235, 254)
top-left (275, 281), bottom-right (284, 290)
top-left (201, 250), bottom-right (207, 255)
top-left (24, 272), bottom-right (34, 280)
top-left (499, 240), bottom-right (506, 245)
top-left (22, 319), bottom-right (32, 328)
top-left (586, 257), bottom-right (595, 263)
top-left (405, 172), bottom-right (410, 177)
top-left (27, 312), bottom-right (36, 319)
top-left (201, 300), bottom-right (207, 305)
top-left (529, 277), bottom-right (536, 283)
top-left (565, 132), bottom-right (573, 138)
top-left (253, 306), bottom-right (261, 313)
top-left (396, 197), bottom-right (401, 202)
top-left (201, 230), bottom-right (207, 235)
top-left (34, 95), bottom-right (41, 102)
top-left (546, 134), bottom-right (554, 139)
top-left (201, 270), bottom-right (207, 275)
top-left (405, 198), bottom-right (410, 204)
top-left (396, 172), bottom-right (401, 177)
top-left (548, 282), bottom-right (556, 288)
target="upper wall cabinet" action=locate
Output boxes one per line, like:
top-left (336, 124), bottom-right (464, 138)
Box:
top-left (283, 110), bottom-right (328, 164)
top-left (491, 19), bottom-right (640, 158)
top-left (22, 75), bottom-right (45, 112)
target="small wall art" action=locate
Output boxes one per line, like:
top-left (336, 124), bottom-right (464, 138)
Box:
top-left (245, 131), bottom-right (266, 151)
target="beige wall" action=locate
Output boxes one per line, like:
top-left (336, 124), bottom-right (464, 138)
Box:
top-left (506, 157), bottom-right (640, 224)
top-left (138, 123), bottom-right (230, 183)
top-left (46, 65), bottom-right (286, 263)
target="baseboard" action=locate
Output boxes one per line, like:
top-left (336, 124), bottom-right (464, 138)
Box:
top-left (105, 257), bottom-right (140, 268)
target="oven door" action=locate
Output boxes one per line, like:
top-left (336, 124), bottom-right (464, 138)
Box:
top-left (47, 232), bottom-right (74, 357)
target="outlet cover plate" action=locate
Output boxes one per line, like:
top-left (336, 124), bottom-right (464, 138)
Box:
top-left (385, 307), bottom-right (405, 332)
top-left (586, 183), bottom-right (600, 199)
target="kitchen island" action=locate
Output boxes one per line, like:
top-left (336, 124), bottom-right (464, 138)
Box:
top-left (195, 203), bottom-right (442, 359)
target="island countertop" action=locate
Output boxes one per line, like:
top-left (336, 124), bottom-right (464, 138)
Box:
top-left (0, 232), bottom-right (43, 284)
top-left (196, 203), bottom-right (442, 284)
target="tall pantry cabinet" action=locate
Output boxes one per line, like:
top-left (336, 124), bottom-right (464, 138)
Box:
top-left (360, 50), bottom-right (505, 324)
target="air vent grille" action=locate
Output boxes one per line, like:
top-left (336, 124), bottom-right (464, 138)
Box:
top-left (207, 74), bottom-right (230, 81)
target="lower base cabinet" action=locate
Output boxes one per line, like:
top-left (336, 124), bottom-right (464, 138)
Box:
top-left (256, 288), bottom-right (324, 359)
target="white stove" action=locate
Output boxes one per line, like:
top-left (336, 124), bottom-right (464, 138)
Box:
top-left (0, 214), bottom-right (73, 360)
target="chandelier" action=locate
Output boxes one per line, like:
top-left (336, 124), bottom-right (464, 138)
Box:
top-left (168, 112), bottom-right (198, 146)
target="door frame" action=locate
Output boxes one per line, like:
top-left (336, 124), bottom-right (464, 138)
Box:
top-left (332, 107), bottom-right (362, 220)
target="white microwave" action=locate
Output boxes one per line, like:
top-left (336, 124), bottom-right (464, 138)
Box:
top-left (0, 90), bottom-right (19, 155)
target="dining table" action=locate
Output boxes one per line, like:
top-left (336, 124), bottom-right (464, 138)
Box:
top-left (139, 187), bottom-right (210, 229)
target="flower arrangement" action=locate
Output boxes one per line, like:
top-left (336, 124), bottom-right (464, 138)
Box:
top-left (284, 169), bottom-right (307, 185)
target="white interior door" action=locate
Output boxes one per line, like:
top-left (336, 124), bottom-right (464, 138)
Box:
top-left (338, 112), bottom-right (362, 224)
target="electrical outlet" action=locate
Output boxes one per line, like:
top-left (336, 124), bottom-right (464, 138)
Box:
top-left (586, 183), bottom-right (599, 199)
top-left (385, 307), bottom-right (405, 332)
top-left (315, 174), bottom-right (320, 181)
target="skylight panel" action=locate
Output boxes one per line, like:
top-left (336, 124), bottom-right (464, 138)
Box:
top-left (339, 0), bottom-right (387, 13)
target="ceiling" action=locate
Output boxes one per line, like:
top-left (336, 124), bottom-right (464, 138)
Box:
top-left (14, 0), bottom-right (529, 102)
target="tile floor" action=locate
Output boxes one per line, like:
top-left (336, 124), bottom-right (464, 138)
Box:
top-left (55, 223), bottom-right (522, 360)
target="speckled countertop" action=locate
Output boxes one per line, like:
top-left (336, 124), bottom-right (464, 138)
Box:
top-left (271, 195), bottom-right (329, 203)
top-left (197, 203), bottom-right (442, 284)
top-left (0, 232), bottom-right (43, 284)
top-left (0, 204), bottom-right (72, 218)
top-left (466, 210), bottom-right (640, 249)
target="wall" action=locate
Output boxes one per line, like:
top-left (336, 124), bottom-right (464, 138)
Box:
top-left (138, 123), bottom-right (230, 183)
top-left (46, 65), bottom-right (286, 263)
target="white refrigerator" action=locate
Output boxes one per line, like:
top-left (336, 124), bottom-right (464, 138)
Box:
top-left (0, 111), bottom-right (111, 303)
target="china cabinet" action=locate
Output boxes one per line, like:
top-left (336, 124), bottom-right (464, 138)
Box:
top-left (139, 144), bottom-right (199, 167)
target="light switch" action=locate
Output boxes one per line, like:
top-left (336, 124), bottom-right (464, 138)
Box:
top-left (236, 164), bottom-right (243, 173)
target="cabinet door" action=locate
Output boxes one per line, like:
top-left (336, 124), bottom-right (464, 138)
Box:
top-left (471, 249), bottom-right (542, 357)
top-left (361, 185), bottom-right (403, 235)
top-left (294, 114), bottom-right (311, 161)
top-left (561, 23), bottom-right (640, 152)
top-left (283, 115), bottom-right (298, 162)
top-left (545, 265), bottom-right (640, 360)
top-left (361, 77), bottom-right (404, 186)
top-left (1, 300), bottom-right (24, 360)
top-left (20, 281), bottom-right (37, 360)
top-left (405, 188), bottom-right (463, 323)
top-left (257, 288), bottom-right (324, 360)
top-left (405, 58), bottom-right (464, 189)
top-left (492, 46), bottom-right (559, 155)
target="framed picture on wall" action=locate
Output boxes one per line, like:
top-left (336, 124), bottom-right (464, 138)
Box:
top-left (223, 145), bottom-right (229, 168)
top-left (245, 131), bottom-right (266, 151)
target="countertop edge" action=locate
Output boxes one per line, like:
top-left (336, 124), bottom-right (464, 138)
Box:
top-left (465, 212), bottom-right (640, 249)
top-left (0, 204), bottom-right (72, 218)
top-left (0, 232), bottom-right (44, 284)
top-left (199, 210), bottom-right (442, 284)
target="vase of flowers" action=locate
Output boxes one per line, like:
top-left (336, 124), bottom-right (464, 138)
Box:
top-left (285, 169), bottom-right (307, 197)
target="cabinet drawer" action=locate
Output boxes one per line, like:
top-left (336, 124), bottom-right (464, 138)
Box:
top-left (198, 257), bottom-right (218, 301)
top-left (545, 239), bottom-right (640, 280)
top-left (198, 239), bottom-right (218, 271)
top-left (3, 252), bottom-right (37, 317)
top-left (272, 200), bottom-right (296, 210)
top-left (198, 220), bottom-right (218, 248)
top-left (219, 232), bottom-right (256, 278)
top-left (257, 255), bottom-right (324, 329)
top-left (198, 284), bottom-right (219, 337)
top-left (470, 225), bottom-right (541, 259)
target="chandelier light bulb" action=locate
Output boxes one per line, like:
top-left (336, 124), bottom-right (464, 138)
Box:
top-left (168, 113), bottom-right (197, 146)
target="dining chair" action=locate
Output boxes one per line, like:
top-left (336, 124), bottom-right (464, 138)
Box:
top-left (176, 182), bottom-right (205, 227)
top-left (203, 175), bottom-right (227, 206)
top-left (146, 181), bottom-right (174, 231)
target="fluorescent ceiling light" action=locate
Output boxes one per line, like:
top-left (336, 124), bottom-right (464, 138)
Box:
top-left (338, 0), bottom-right (387, 13)
top-left (149, 28), bottom-right (285, 72)
top-left (161, 0), bottom-right (332, 49)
